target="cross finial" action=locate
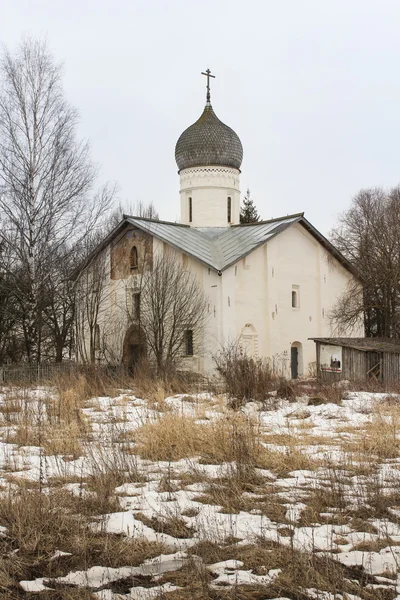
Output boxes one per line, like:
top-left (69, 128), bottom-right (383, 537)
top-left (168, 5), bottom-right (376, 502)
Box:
top-left (201, 68), bottom-right (215, 104)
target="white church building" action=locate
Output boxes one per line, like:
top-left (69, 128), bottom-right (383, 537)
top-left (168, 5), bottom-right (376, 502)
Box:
top-left (75, 74), bottom-right (363, 378)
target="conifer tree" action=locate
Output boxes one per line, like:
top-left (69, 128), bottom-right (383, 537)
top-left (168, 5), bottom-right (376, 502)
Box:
top-left (240, 189), bottom-right (260, 223)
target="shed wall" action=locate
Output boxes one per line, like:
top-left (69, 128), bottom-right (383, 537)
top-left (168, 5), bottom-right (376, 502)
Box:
top-left (383, 352), bottom-right (400, 383)
top-left (317, 343), bottom-right (400, 384)
top-left (317, 342), bottom-right (367, 383)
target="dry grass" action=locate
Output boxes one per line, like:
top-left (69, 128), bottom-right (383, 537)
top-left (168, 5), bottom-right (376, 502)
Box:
top-left (195, 479), bottom-right (287, 520)
top-left (131, 362), bottom-right (204, 408)
top-left (1, 378), bottom-right (400, 598)
top-left (361, 412), bottom-right (400, 458)
top-left (135, 410), bottom-right (319, 481)
top-left (0, 485), bottom-right (167, 595)
top-left (8, 419), bottom-right (86, 459)
top-left (181, 539), bottom-right (388, 600)
top-left (2, 375), bottom-right (97, 460)
top-left (134, 512), bottom-right (195, 539)
top-left (135, 413), bottom-right (203, 461)
top-left (261, 446), bottom-right (319, 475)
top-left (338, 402), bottom-right (400, 459)
top-left (135, 411), bottom-right (266, 476)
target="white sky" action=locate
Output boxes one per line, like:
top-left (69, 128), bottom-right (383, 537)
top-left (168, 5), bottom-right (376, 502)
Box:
top-left (3, 0), bottom-right (400, 235)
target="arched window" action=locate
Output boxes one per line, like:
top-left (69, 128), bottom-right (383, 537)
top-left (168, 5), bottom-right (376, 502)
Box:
top-left (130, 246), bottom-right (138, 270)
top-left (94, 324), bottom-right (100, 351)
top-left (227, 197), bottom-right (231, 223)
top-left (292, 285), bottom-right (300, 308)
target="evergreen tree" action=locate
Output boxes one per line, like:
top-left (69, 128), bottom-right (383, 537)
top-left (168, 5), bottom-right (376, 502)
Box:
top-left (240, 189), bottom-right (260, 223)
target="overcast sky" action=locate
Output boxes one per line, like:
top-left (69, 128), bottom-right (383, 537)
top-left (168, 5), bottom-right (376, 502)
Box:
top-left (3, 0), bottom-right (400, 235)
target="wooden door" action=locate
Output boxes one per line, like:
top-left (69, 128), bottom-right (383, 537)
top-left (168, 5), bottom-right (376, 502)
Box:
top-left (291, 346), bottom-right (298, 379)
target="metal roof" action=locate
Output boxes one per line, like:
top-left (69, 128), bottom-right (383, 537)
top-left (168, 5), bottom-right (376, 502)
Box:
top-left (72, 212), bottom-right (358, 280)
top-left (125, 214), bottom-right (301, 271)
top-left (310, 337), bottom-right (400, 354)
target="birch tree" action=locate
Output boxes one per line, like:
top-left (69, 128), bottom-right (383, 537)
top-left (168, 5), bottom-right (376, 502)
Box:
top-left (0, 38), bottom-right (112, 362)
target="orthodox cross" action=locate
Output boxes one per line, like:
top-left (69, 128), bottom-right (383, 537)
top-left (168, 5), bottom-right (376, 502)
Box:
top-left (201, 68), bottom-right (215, 103)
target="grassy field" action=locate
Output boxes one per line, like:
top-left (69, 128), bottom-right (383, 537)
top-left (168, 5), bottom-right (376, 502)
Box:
top-left (0, 374), bottom-right (399, 599)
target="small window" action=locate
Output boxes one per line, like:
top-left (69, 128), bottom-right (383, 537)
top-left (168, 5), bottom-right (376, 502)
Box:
top-left (189, 197), bottom-right (192, 223)
top-left (94, 324), bottom-right (100, 350)
top-left (133, 292), bottom-right (140, 320)
top-left (292, 285), bottom-right (300, 308)
top-left (227, 197), bottom-right (231, 223)
top-left (182, 254), bottom-right (188, 268)
top-left (185, 329), bottom-right (194, 356)
top-left (130, 246), bottom-right (138, 270)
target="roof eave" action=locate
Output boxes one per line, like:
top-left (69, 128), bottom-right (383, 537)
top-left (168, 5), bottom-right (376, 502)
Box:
top-left (299, 217), bottom-right (363, 282)
top-left (70, 219), bottom-right (129, 281)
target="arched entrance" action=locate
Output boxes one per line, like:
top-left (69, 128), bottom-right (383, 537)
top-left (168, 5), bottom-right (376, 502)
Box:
top-left (122, 325), bottom-right (146, 374)
top-left (291, 341), bottom-right (303, 379)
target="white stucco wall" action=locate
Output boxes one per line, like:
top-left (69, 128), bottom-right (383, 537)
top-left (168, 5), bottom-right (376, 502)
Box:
top-left (78, 221), bottom-right (363, 379)
top-left (199, 222), bottom-right (363, 378)
top-left (179, 166), bottom-right (240, 227)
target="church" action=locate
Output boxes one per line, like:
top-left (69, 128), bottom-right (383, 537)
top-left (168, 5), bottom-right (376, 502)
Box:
top-left (75, 72), bottom-right (363, 378)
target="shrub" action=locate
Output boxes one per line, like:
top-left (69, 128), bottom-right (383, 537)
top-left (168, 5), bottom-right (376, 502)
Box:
top-left (213, 343), bottom-right (278, 407)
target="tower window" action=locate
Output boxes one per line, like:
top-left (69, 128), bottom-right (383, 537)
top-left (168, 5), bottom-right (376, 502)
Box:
top-left (185, 329), bottom-right (194, 356)
top-left (189, 197), bottom-right (192, 223)
top-left (130, 246), bottom-right (138, 270)
top-left (227, 197), bottom-right (231, 223)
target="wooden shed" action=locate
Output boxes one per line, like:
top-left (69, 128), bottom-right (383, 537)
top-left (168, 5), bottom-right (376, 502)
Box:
top-left (309, 338), bottom-right (400, 383)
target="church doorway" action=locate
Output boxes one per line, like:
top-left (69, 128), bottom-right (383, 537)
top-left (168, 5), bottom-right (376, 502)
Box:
top-left (291, 342), bottom-right (303, 379)
top-left (123, 325), bottom-right (146, 375)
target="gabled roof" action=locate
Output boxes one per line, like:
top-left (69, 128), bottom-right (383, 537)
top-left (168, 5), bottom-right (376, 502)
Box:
top-left (72, 213), bottom-right (359, 279)
top-left (124, 213), bottom-right (302, 272)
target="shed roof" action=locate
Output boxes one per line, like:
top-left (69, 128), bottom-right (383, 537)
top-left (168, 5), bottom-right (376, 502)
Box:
top-left (310, 337), bottom-right (400, 354)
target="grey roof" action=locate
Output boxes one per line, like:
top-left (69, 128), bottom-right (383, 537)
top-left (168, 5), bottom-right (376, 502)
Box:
top-left (310, 337), bottom-right (400, 354)
top-left (175, 103), bottom-right (243, 172)
top-left (126, 214), bottom-right (302, 271)
top-left (72, 213), bottom-right (358, 280)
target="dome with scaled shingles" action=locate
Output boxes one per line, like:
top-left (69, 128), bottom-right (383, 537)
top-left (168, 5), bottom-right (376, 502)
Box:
top-left (175, 103), bottom-right (243, 172)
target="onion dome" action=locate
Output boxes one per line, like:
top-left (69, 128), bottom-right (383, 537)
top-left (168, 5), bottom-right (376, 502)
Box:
top-left (175, 103), bottom-right (243, 172)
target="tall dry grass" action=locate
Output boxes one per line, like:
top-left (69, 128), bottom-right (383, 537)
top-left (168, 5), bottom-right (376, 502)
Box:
top-left (0, 484), bottom-right (167, 596)
top-left (338, 398), bottom-right (400, 459)
top-left (135, 411), bottom-right (263, 467)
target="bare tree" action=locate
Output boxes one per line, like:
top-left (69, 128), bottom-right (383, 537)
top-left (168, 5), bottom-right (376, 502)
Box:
top-left (330, 186), bottom-right (400, 337)
top-left (0, 38), bottom-right (112, 362)
top-left (108, 200), bottom-right (159, 228)
top-left (74, 247), bottom-right (110, 365)
top-left (0, 240), bottom-right (20, 362)
top-left (129, 251), bottom-right (208, 376)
